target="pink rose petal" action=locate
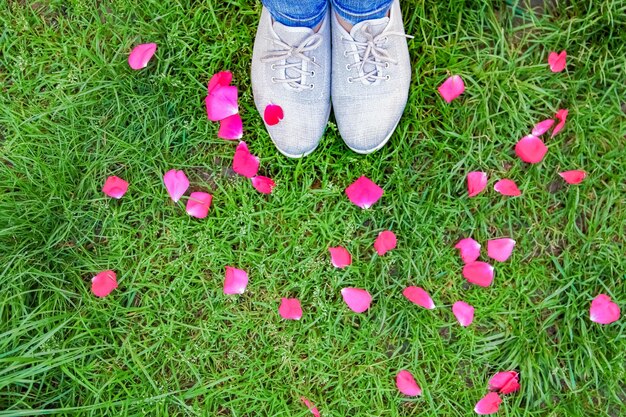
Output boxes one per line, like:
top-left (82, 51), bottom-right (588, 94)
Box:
top-left (102, 176), bottom-right (129, 199)
top-left (531, 119), bottom-right (555, 136)
top-left (558, 170), bottom-right (586, 185)
top-left (396, 370), bottom-right (422, 396)
top-left (548, 50), bottom-right (567, 73)
top-left (91, 270), bottom-right (118, 298)
top-left (218, 113), bottom-right (243, 140)
top-left (341, 288), bottom-right (372, 313)
top-left (494, 179), bottom-right (521, 197)
top-left (515, 134), bottom-right (548, 164)
top-left (452, 301), bottom-right (475, 327)
top-left (233, 142), bottom-right (260, 178)
top-left (403, 286), bottom-right (435, 310)
top-left (185, 191), bottom-right (212, 219)
top-left (551, 109), bottom-right (568, 138)
top-left (475, 392), bottom-right (502, 415)
top-left (374, 230), bottom-right (397, 256)
top-left (487, 238), bottom-right (516, 262)
top-left (205, 85), bottom-right (239, 121)
top-left (467, 171), bottom-right (488, 197)
top-left (463, 262), bottom-right (495, 287)
top-left (264, 104), bottom-right (284, 126)
top-left (590, 294), bottom-right (620, 324)
top-left (455, 238), bottom-right (481, 264)
top-left (438, 75), bottom-right (465, 103)
top-left (345, 176), bottom-right (383, 209)
top-left (489, 371), bottom-right (520, 395)
top-left (223, 266), bottom-right (248, 295)
top-left (163, 169), bottom-right (189, 203)
top-left (279, 298), bottom-right (302, 320)
top-left (300, 397), bottom-right (320, 417)
top-left (329, 246), bottom-right (351, 268)
top-left (251, 176), bottom-right (276, 194)
top-left (128, 43), bottom-right (157, 70)
top-left (208, 71), bottom-right (233, 94)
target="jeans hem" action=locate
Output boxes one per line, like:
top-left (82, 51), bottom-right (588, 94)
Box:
top-left (330, 0), bottom-right (392, 25)
top-left (265, 3), bottom-right (328, 28)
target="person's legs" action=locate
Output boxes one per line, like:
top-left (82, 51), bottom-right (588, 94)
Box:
top-left (330, 0), bottom-right (393, 26)
top-left (262, 0), bottom-right (328, 29)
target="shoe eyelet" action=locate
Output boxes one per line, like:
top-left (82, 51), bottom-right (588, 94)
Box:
top-left (343, 51), bottom-right (348, 57)
top-left (311, 56), bottom-right (316, 63)
top-left (271, 64), bottom-right (276, 70)
top-left (384, 62), bottom-right (390, 68)
top-left (309, 84), bottom-right (314, 89)
top-left (310, 71), bottom-right (315, 76)
top-left (271, 77), bottom-right (277, 83)
top-left (346, 64), bottom-right (351, 71)
top-left (385, 75), bottom-right (391, 80)
top-left (347, 77), bottom-right (353, 83)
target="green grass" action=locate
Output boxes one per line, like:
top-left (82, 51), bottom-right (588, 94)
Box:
top-left (1, 0), bottom-right (625, 415)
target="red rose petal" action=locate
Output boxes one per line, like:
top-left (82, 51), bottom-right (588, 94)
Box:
top-left (515, 134), bottom-right (548, 164)
top-left (264, 104), bottom-right (284, 126)
top-left (300, 397), bottom-right (320, 417)
top-left (590, 294), bottom-right (621, 324)
top-left (396, 370), bottom-right (422, 396)
top-left (374, 230), bottom-right (397, 256)
top-left (128, 43), bottom-right (157, 70)
top-left (251, 176), bottom-right (276, 194)
top-left (531, 119), bottom-right (555, 136)
top-left (279, 298), bottom-right (302, 320)
top-left (208, 71), bottom-right (233, 94)
top-left (403, 286), bottom-right (435, 310)
top-left (475, 392), bottom-right (502, 415)
top-left (548, 50), bottom-right (567, 73)
top-left (452, 301), bottom-right (475, 327)
top-left (489, 371), bottom-right (520, 394)
top-left (218, 113), bottom-right (243, 140)
top-left (494, 179), bottom-right (521, 197)
top-left (341, 288), bottom-right (372, 313)
top-left (91, 270), bottom-right (118, 298)
top-left (329, 246), bottom-right (351, 268)
top-left (185, 192), bottom-right (212, 219)
top-left (163, 169), bottom-right (189, 203)
top-left (454, 238), bottom-right (481, 264)
top-left (345, 176), bottom-right (383, 209)
top-left (102, 176), bottom-right (129, 199)
top-left (559, 170), bottom-right (586, 184)
top-left (551, 109), bottom-right (568, 138)
top-left (438, 75), bottom-right (465, 103)
top-left (467, 171), bottom-right (488, 197)
top-left (223, 266), bottom-right (248, 295)
top-left (205, 85), bottom-right (239, 121)
top-left (233, 141), bottom-right (260, 178)
top-left (487, 238), bottom-right (516, 262)
top-left (463, 262), bottom-right (495, 287)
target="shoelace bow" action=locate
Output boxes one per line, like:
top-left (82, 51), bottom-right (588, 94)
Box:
top-left (261, 34), bottom-right (322, 91)
top-left (343, 24), bottom-right (413, 83)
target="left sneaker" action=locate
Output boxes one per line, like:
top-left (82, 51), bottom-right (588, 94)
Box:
top-left (331, 0), bottom-right (411, 154)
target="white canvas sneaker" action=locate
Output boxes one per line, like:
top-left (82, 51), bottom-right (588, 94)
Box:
top-left (251, 7), bottom-right (332, 158)
top-left (331, 0), bottom-right (412, 154)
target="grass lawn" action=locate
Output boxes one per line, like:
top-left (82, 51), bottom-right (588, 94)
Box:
top-left (1, 0), bottom-right (625, 415)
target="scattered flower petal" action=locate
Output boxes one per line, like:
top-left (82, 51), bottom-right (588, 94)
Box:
top-left (590, 294), bottom-right (620, 324)
top-left (515, 134), bottom-right (548, 164)
top-left (551, 109), bottom-right (568, 138)
top-left (233, 142), bottom-right (260, 178)
top-left (185, 192), bottom-right (212, 219)
top-left (487, 238), bottom-right (516, 262)
top-left (345, 176), bottom-right (383, 209)
top-left (374, 230), bottom-right (397, 256)
top-left (128, 43), bottom-right (157, 70)
top-left (548, 50), bottom-right (567, 73)
top-left (403, 286), bottom-right (435, 309)
top-left (489, 371), bottom-right (520, 395)
top-left (208, 71), bottom-right (233, 94)
top-left (251, 176), bottom-right (276, 194)
top-left (494, 179), bottom-right (521, 197)
top-left (467, 171), bottom-right (488, 197)
top-left (453, 301), bottom-right (475, 327)
top-left (532, 119), bottom-right (555, 136)
top-left (163, 169), bottom-right (189, 203)
top-left (438, 75), bottom-right (465, 103)
top-left (475, 392), bottom-right (502, 415)
top-left (91, 270), bottom-right (118, 298)
top-left (218, 113), bottom-right (243, 140)
top-left (558, 170), bottom-right (586, 184)
top-left (264, 104), bottom-right (284, 126)
top-left (279, 298), bottom-right (302, 320)
top-left (341, 288), bottom-right (372, 313)
top-left (329, 246), bottom-right (351, 268)
top-left (300, 397), bottom-right (320, 417)
top-left (396, 370), bottom-right (422, 396)
top-left (463, 262), bottom-right (495, 287)
top-left (455, 238), bottom-right (481, 264)
top-left (223, 266), bottom-right (249, 294)
top-left (205, 85), bottom-right (239, 121)
top-left (102, 176), bottom-right (129, 199)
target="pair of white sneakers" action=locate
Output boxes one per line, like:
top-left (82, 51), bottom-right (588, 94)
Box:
top-left (251, 0), bottom-right (411, 158)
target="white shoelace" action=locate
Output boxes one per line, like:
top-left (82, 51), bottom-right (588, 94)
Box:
top-left (343, 24), bottom-right (412, 83)
top-left (261, 34), bottom-right (322, 91)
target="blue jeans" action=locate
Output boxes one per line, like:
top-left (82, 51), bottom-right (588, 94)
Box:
top-left (262, 0), bottom-right (394, 28)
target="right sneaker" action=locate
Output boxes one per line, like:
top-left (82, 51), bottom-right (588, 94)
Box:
top-left (251, 7), bottom-right (332, 158)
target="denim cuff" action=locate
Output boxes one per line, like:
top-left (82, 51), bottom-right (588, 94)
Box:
top-left (330, 0), bottom-right (392, 25)
top-left (265, 2), bottom-right (328, 29)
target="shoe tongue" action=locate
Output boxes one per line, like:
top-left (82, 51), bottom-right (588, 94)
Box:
top-left (272, 22), bottom-right (316, 85)
top-left (350, 17), bottom-right (389, 42)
